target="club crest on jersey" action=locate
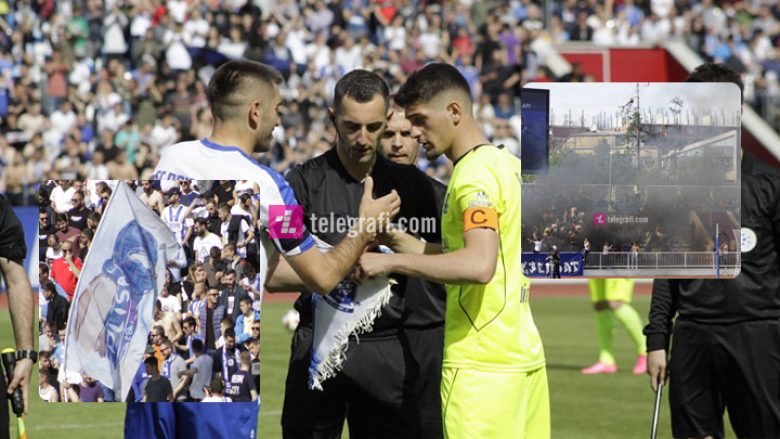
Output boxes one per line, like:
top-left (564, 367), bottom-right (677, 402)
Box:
top-left (741, 227), bottom-right (757, 253)
top-left (443, 192), bottom-right (450, 215)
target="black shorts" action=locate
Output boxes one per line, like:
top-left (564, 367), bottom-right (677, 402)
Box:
top-left (669, 319), bottom-right (780, 439)
top-left (0, 197), bottom-right (26, 265)
top-left (403, 325), bottom-right (444, 439)
top-left (281, 326), bottom-right (419, 439)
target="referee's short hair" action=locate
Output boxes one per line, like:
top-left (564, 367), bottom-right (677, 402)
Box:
top-left (394, 63), bottom-right (472, 108)
top-left (333, 69), bottom-right (390, 113)
top-left (207, 60), bottom-right (284, 121)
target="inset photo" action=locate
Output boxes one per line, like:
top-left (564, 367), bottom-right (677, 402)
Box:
top-left (39, 180), bottom-right (261, 404)
top-left (520, 83), bottom-right (742, 279)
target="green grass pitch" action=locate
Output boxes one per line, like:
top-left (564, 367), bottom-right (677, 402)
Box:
top-left (2, 295), bottom-right (735, 438)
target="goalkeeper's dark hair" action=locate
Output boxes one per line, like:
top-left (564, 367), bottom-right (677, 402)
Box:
top-left (394, 63), bottom-right (472, 108)
top-left (686, 63), bottom-right (743, 104)
top-left (207, 60), bottom-right (284, 121)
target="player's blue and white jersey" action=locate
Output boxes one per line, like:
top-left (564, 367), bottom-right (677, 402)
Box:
top-left (152, 138), bottom-right (316, 284)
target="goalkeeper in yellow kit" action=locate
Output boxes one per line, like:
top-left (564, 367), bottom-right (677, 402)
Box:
top-left (359, 63), bottom-right (549, 439)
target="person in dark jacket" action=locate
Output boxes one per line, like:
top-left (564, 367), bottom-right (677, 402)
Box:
top-left (644, 63), bottom-right (780, 439)
top-left (43, 281), bottom-right (69, 331)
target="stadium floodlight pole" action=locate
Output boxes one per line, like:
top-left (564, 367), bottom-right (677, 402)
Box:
top-left (650, 381), bottom-right (663, 439)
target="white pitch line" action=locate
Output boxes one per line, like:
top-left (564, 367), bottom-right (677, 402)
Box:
top-left (260, 410), bottom-right (282, 416)
top-left (23, 421), bottom-right (125, 431)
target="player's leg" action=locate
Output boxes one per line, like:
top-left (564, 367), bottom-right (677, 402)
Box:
top-left (605, 279), bottom-right (647, 374)
top-left (342, 333), bottom-right (419, 439)
top-left (441, 367), bottom-right (548, 439)
top-left (281, 325), bottom-right (346, 439)
top-left (582, 279), bottom-right (617, 374)
top-left (722, 320), bottom-right (780, 438)
top-left (521, 367), bottom-right (550, 439)
top-left (403, 326), bottom-right (444, 439)
top-left (668, 321), bottom-right (725, 439)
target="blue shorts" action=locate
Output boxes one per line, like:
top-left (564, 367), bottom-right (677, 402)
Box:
top-left (124, 402), bottom-right (259, 439)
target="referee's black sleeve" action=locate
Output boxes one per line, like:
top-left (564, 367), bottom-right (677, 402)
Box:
top-left (644, 279), bottom-right (678, 352)
top-left (284, 166), bottom-right (309, 213)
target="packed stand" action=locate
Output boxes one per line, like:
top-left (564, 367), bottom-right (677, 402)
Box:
top-left (1, 0), bottom-right (555, 186)
top-left (548, 0), bottom-right (780, 129)
top-left (38, 179), bottom-right (261, 402)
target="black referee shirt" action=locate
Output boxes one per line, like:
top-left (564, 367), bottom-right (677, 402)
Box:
top-left (286, 147), bottom-right (447, 332)
top-left (0, 195), bottom-right (26, 263)
top-left (645, 152), bottom-right (780, 351)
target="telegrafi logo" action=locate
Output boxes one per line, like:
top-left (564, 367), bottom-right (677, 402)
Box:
top-left (268, 205), bottom-right (304, 239)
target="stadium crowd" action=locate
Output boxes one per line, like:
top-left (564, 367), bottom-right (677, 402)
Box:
top-left (3, 0), bottom-right (774, 199)
top-left (522, 181), bottom-right (740, 258)
top-left (549, 0), bottom-right (780, 124)
top-left (37, 179), bottom-right (261, 402)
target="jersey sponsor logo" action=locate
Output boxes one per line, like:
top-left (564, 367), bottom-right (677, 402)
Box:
top-left (467, 191), bottom-right (493, 208)
top-left (741, 227), bottom-right (757, 253)
top-left (463, 207), bottom-right (498, 232)
top-left (323, 279), bottom-right (358, 313)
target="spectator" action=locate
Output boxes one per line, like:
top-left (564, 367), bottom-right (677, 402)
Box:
top-left (202, 376), bottom-right (231, 403)
top-left (175, 316), bottom-right (202, 361)
top-left (219, 269), bottom-right (249, 319)
top-left (38, 365), bottom-right (59, 403)
top-left (234, 298), bottom-right (260, 345)
top-left (193, 218), bottom-right (223, 264)
top-left (228, 352), bottom-right (258, 402)
top-left (54, 213), bottom-right (82, 245)
top-left (50, 240), bottom-right (81, 300)
top-left (178, 338), bottom-right (213, 402)
top-left (159, 339), bottom-right (187, 402)
top-left (43, 282), bottom-right (69, 332)
top-left (142, 356), bottom-right (173, 402)
top-left (198, 287), bottom-right (225, 351)
top-left (78, 375), bottom-right (105, 403)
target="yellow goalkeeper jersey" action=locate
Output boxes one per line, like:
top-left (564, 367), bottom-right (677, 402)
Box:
top-left (441, 144), bottom-right (545, 372)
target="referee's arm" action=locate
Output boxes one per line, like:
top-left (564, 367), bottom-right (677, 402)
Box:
top-left (0, 257), bottom-right (34, 414)
top-left (644, 279), bottom-right (678, 392)
top-left (282, 177), bottom-right (401, 294)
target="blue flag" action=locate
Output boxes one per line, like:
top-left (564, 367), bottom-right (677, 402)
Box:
top-left (64, 182), bottom-right (182, 400)
top-left (124, 402), bottom-right (260, 439)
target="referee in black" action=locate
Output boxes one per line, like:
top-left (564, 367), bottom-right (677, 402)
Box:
top-left (0, 194), bottom-right (36, 438)
top-left (644, 63), bottom-right (780, 439)
top-left (275, 70), bottom-right (446, 439)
